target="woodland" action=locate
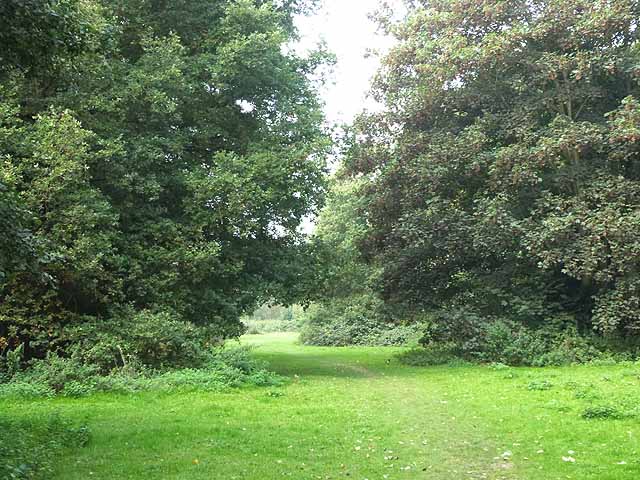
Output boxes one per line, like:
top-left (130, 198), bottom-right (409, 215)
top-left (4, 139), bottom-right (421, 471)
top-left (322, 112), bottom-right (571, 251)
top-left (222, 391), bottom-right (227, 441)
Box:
top-left (2, 1), bottom-right (640, 479)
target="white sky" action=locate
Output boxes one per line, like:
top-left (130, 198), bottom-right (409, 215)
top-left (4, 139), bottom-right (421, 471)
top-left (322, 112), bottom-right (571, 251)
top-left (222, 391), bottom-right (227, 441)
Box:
top-left (295, 0), bottom-right (400, 126)
top-left (294, 0), bottom-right (402, 235)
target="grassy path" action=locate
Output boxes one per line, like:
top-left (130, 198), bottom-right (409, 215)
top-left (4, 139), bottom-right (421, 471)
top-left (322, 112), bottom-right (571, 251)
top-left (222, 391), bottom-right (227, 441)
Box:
top-left (4, 332), bottom-right (640, 479)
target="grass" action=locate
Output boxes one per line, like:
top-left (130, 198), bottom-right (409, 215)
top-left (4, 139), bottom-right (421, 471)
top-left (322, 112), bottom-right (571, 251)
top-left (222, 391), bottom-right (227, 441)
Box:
top-left (3, 332), bottom-right (640, 479)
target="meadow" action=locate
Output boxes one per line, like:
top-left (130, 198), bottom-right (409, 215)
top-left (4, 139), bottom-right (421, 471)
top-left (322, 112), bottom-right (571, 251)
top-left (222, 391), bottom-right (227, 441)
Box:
top-left (2, 332), bottom-right (639, 479)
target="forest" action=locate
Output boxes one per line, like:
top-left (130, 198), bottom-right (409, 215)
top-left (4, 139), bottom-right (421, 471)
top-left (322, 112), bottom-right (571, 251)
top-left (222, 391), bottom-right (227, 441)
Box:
top-left (2, 0), bottom-right (640, 479)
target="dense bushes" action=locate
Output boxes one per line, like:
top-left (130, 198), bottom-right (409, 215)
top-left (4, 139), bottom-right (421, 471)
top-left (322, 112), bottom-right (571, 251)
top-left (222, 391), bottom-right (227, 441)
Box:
top-left (0, 414), bottom-right (89, 480)
top-left (398, 314), bottom-right (640, 367)
top-left (300, 295), bottom-right (424, 346)
top-left (0, 345), bottom-right (282, 399)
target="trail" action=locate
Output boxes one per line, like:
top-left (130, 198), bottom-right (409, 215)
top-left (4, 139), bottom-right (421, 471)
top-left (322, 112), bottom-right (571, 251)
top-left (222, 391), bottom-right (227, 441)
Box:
top-left (245, 333), bottom-right (514, 480)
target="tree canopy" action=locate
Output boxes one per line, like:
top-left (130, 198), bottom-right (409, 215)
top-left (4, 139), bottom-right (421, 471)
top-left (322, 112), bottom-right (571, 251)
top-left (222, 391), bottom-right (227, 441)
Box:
top-left (341, 0), bottom-right (640, 354)
top-left (1, 0), bottom-right (330, 365)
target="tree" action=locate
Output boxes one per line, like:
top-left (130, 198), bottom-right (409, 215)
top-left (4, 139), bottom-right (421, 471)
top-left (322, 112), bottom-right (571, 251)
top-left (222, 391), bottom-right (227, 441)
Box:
top-left (346, 0), bottom-right (640, 347)
top-left (1, 0), bottom-right (330, 364)
top-left (299, 173), bottom-right (424, 346)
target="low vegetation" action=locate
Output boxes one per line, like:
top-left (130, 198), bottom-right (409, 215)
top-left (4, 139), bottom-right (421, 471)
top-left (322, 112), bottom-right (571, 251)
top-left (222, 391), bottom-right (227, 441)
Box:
top-left (0, 414), bottom-right (89, 480)
top-left (0, 345), bottom-right (281, 400)
top-left (3, 333), bottom-right (640, 479)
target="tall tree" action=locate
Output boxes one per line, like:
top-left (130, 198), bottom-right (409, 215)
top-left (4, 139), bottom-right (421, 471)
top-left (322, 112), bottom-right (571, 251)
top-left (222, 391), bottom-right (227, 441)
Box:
top-left (347, 0), bottom-right (640, 344)
top-left (1, 0), bottom-right (330, 363)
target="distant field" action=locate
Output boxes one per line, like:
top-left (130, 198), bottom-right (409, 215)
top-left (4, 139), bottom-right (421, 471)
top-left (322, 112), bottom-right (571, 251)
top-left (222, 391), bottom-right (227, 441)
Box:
top-left (3, 332), bottom-right (640, 479)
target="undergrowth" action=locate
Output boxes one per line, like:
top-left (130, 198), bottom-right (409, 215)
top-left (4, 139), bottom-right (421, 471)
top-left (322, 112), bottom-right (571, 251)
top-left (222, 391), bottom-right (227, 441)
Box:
top-left (0, 414), bottom-right (89, 480)
top-left (0, 346), bottom-right (282, 399)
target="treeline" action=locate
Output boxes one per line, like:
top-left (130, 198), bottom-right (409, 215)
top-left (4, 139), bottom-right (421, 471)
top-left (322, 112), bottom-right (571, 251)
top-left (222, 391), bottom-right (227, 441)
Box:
top-left (305, 0), bottom-right (640, 363)
top-left (0, 0), bottom-right (329, 370)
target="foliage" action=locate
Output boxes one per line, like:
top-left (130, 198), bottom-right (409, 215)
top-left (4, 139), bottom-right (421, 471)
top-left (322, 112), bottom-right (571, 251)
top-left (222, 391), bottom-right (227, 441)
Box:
top-left (414, 312), bottom-right (638, 366)
top-left (0, 414), bottom-right (89, 480)
top-left (301, 175), bottom-right (424, 346)
top-left (0, 0), bottom-right (105, 75)
top-left (300, 295), bottom-right (424, 346)
top-left (0, 345), bottom-right (281, 399)
top-left (0, 0), bottom-right (330, 365)
top-left (343, 0), bottom-right (640, 351)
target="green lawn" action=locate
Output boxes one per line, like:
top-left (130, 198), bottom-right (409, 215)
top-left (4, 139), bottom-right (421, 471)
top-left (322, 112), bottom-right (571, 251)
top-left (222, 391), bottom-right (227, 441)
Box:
top-left (3, 332), bottom-right (640, 479)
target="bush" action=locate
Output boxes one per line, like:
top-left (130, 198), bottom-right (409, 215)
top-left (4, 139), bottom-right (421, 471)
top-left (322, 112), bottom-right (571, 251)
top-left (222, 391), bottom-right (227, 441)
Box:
top-left (125, 311), bottom-right (210, 369)
top-left (0, 414), bottom-right (89, 480)
top-left (12, 353), bottom-right (99, 394)
top-left (421, 309), bottom-right (639, 366)
top-left (208, 345), bottom-right (266, 373)
top-left (66, 310), bottom-right (220, 371)
top-left (0, 345), bottom-right (282, 399)
top-left (300, 296), bottom-right (425, 347)
top-left (0, 380), bottom-right (55, 398)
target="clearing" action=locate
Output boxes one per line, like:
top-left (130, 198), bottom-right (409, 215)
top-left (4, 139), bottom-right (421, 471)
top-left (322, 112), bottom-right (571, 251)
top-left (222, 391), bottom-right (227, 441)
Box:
top-left (3, 332), bottom-right (640, 479)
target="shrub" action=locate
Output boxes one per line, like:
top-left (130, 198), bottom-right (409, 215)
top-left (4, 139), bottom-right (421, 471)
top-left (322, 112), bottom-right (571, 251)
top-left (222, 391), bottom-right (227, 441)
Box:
top-left (0, 380), bottom-right (55, 398)
top-left (0, 345), bottom-right (282, 398)
top-left (65, 310), bottom-right (220, 371)
top-left (300, 296), bottom-right (425, 347)
top-left (123, 311), bottom-right (211, 369)
top-left (208, 345), bottom-right (265, 374)
top-left (420, 309), bottom-right (638, 366)
top-left (12, 353), bottom-right (99, 393)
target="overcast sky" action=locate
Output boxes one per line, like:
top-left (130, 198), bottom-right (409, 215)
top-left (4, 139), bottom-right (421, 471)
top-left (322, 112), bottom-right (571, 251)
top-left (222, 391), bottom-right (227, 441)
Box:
top-left (294, 1), bottom-right (401, 234)
top-left (295, 0), bottom-right (399, 126)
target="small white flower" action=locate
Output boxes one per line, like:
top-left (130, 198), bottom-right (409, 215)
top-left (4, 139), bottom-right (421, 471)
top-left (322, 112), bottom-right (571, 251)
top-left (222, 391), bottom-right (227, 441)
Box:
top-left (562, 456), bottom-right (576, 463)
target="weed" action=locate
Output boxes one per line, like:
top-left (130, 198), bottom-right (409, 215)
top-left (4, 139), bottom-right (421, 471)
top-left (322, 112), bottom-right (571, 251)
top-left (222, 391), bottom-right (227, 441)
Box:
top-left (581, 405), bottom-right (626, 420)
top-left (527, 380), bottom-right (553, 391)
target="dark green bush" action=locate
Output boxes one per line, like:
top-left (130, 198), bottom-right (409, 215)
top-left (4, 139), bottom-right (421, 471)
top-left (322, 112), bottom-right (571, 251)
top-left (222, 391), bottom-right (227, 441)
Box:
top-left (66, 310), bottom-right (220, 371)
top-left (125, 311), bottom-right (211, 369)
top-left (420, 309), bottom-right (639, 366)
top-left (208, 345), bottom-right (265, 374)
